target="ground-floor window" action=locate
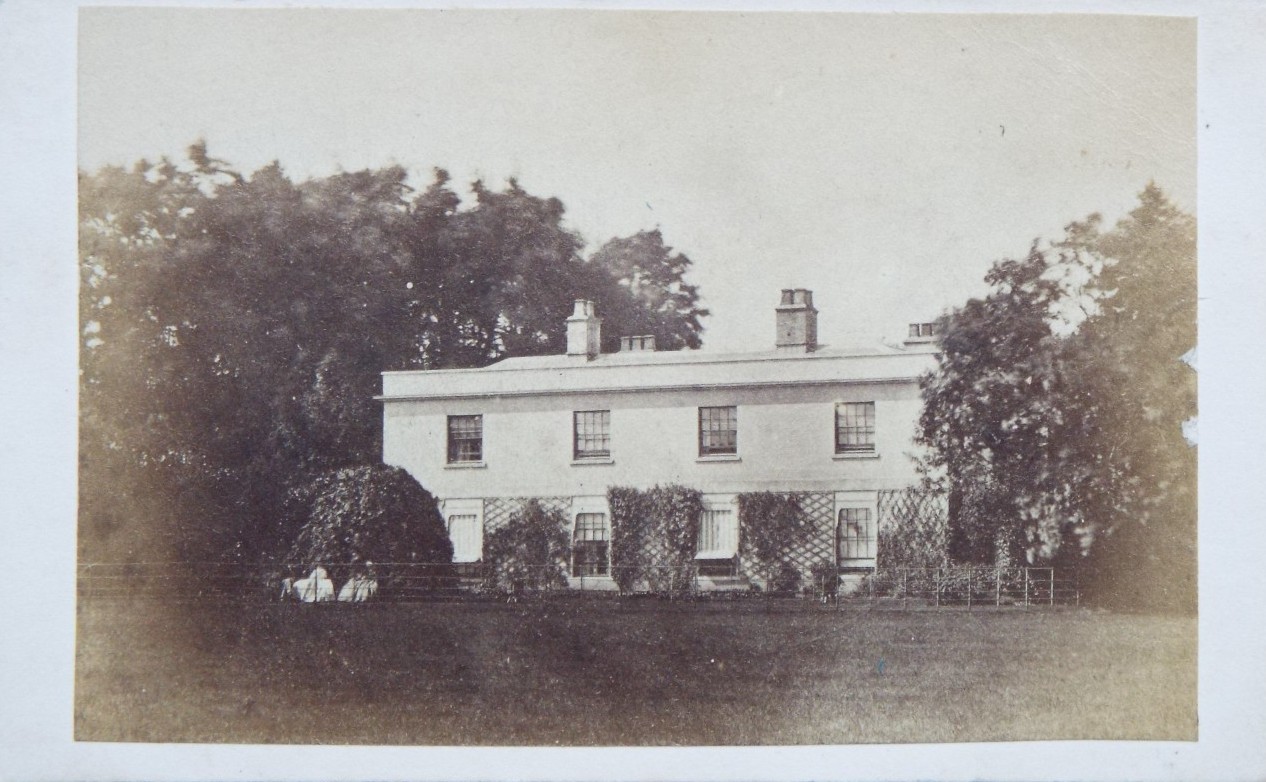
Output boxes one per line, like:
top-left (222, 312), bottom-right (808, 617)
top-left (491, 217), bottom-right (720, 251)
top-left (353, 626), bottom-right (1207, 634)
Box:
top-left (448, 514), bottom-right (482, 563)
top-left (572, 512), bottom-right (610, 576)
top-left (838, 507), bottom-right (875, 561)
top-left (696, 506), bottom-right (739, 576)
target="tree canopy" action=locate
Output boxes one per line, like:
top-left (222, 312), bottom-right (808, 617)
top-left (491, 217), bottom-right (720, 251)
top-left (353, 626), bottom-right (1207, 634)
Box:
top-left (589, 230), bottom-right (709, 351)
top-left (918, 184), bottom-right (1196, 611)
top-left (79, 144), bottom-right (708, 564)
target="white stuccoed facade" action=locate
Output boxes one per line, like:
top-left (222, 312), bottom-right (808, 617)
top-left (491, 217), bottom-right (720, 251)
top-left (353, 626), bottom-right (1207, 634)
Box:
top-left (379, 290), bottom-right (938, 588)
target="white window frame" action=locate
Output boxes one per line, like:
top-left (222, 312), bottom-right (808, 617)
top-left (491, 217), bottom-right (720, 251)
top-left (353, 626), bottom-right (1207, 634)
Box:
top-left (570, 496), bottom-right (612, 578)
top-left (441, 498), bottom-right (484, 564)
top-left (446, 414), bottom-right (484, 465)
top-left (573, 410), bottom-right (612, 461)
top-left (695, 494), bottom-right (739, 560)
top-left (834, 491), bottom-right (878, 567)
top-left (833, 401), bottom-right (879, 459)
top-left (698, 406), bottom-right (739, 457)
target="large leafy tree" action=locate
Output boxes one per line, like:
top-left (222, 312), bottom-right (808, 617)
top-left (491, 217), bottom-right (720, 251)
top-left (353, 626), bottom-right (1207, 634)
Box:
top-left (79, 144), bottom-right (708, 565)
top-left (81, 158), bottom-right (428, 562)
top-left (918, 184), bottom-right (1196, 611)
top-left (1061, 185), bottom-right (1197, 610)
top-left (79, 154), bottom-right (219, 562)
top-left (588, 229), bottom-right (709, 352)
top-left (917, 244), bottom-right (1069, 566)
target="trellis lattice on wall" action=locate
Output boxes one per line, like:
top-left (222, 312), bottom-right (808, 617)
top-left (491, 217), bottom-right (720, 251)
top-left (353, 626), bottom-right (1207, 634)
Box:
top-left (483, 496), bottom-right (575, 577)
top-left (738, 491), bottom-right (835, 587)
top-left (484, 496), bottom-right (574, 534)
top-left (637, 510), bottom-right (698, 592)
top-left (877, 486), bottom-right (949, 571)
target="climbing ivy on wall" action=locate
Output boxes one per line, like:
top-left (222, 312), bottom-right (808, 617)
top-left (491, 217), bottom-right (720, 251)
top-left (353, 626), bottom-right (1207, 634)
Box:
top-left (608, 487), bottom-right (651, 592)
top-left (607, 485), bottom-right (704, 594)
top-left (483, 499), bottom-right (570, 592)
top-left (738, 492), bottom-right (815, 589)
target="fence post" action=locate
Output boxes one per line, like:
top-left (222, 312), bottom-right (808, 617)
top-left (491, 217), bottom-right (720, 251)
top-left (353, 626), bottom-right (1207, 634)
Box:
top-left (1050, 568), bottom-right (1055, 607)
top-left (1023, 567), bottom-right (1030, 608)
top-left (967, 569), bottom-right (972, 610)
top-left (995, 568), bottom-right (1001, 606)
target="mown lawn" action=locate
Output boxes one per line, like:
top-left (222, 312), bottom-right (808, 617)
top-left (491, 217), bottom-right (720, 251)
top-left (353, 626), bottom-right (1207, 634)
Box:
top-left (75, 598), bottom-right (1196, 745)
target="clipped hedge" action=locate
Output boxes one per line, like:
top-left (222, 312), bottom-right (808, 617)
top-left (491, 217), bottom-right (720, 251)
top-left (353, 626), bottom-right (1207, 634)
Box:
top-left (286, 464), bottom-right (453, 594)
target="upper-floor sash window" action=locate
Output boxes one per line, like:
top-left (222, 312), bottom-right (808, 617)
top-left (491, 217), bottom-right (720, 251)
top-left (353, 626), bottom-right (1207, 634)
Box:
top-left (447, 414), bottom-right (483, 463)
top-left (699, 406), bottom-right (738, 456)
top-left (574, 410), bottom-right (611, 459)
top-left (835, 402), bottom-right (876, 454)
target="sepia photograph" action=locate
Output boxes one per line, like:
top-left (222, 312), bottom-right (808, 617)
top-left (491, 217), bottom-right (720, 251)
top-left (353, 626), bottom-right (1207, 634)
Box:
top-left (10, 0), bottom-right (1266, 777)
top-left (68, 7), bottom-right (1203, 749)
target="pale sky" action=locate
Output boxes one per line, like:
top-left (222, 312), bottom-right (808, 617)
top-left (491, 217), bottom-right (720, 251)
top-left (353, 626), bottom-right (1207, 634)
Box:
top-left (79, 9), bottom-right (1195, 353)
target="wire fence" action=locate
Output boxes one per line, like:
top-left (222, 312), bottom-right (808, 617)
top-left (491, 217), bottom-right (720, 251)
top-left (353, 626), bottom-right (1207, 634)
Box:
top-left (77, 561), bottom-right (1080, 608)
top-left (834, 566), bottom-right (1079, 608)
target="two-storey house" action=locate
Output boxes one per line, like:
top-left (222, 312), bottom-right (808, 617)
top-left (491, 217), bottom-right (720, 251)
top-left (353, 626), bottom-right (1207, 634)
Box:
top-left (379, 289), bottom-right (938, 590)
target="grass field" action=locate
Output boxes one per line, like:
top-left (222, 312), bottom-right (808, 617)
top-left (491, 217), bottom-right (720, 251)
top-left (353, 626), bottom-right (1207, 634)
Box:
top-left (75, 598), bottom-right (1196, 745)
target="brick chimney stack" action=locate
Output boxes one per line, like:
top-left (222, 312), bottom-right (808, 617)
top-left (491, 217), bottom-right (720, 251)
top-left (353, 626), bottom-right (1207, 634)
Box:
top-left (566, 299), bottom-right (602, 358)
top-left (775, 289), bottom-right (818, 353)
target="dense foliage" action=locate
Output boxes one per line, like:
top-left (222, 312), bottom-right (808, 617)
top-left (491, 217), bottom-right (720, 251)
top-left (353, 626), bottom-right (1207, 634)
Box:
top-left (808, 560), bottom-right (840, 597)
top-left (482, 500), bottom-right (571, 592)
top-left (737, 492), bottom-right (815, 589)
top-left (588, 230), bottom-right (708, 351)
top-left (607, 485), bottom-right (704, 593)
top-left (875, 486), bottom-right (950, 573)
top-left (919, 243), bottom-right (1066, 567)
top-left (79, 144), bottom-right (707, 564)
top-left (607, 487), bottom-right (652, 592)
top-left (285, 464), bottom-right (452, 589)
top-left (919, 184), bottom-right (1196, 611)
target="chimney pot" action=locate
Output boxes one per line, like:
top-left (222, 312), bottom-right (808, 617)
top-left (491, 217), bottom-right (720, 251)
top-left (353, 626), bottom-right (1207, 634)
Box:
top-left (904, 321), bottom-right (938, 346)
top-left (620, 335), bottom-right (657, 352)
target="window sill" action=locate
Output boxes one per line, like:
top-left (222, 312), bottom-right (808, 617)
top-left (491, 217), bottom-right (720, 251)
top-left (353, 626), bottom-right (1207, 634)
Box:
top-left (833, 452), bottom-right (880, 460)
top-left (444, 461), bottom-right (487, 470)
top-left (839, 562), bottom-right (876, 573)
top-left (571, 457), bottom-right (614, 466)
top-left (696, 454), bottom-right (741, 463)
top-left (566, 574), bottom-right (619, 591)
